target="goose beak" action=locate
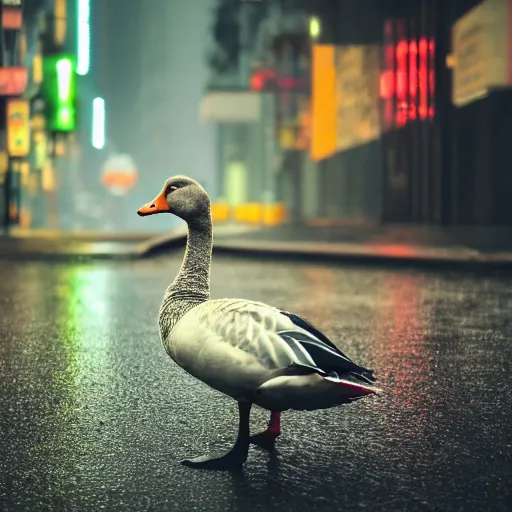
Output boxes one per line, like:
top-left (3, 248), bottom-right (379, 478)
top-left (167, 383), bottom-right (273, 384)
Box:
top-left (137, 191), bottom-right (170, 216)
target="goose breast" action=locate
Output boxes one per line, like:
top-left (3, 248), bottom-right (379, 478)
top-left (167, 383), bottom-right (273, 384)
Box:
top-left (164, 299), bottom-right (299, 400)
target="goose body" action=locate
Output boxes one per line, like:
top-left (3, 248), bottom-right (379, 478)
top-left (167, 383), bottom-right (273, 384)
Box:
top-left (138, 175), bottom-right (380, 470)
top-left (167, 299), bottom-right (376, 412)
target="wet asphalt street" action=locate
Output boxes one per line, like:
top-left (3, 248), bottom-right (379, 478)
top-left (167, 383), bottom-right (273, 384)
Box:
top-left (0, 254), bottom-right (511, 512)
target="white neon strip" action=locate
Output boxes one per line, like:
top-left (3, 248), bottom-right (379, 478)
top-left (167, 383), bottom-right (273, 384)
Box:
top-left (92, 97), bottom-right (105, 149)
top-left (77, 0), bottom-right (90, 75)
top-left (56, 58), bottom-right (72, 102)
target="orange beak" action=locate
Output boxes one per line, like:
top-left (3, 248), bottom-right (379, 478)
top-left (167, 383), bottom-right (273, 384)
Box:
top-left (137, 189), bottom-right (171, 217)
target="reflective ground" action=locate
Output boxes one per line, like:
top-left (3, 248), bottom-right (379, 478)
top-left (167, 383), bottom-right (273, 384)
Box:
top-left (0, 255), bottom-right (511, 511)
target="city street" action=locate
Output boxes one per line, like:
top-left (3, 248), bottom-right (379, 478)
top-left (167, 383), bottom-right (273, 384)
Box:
top-left (0, 254), bottom-right (511, 511)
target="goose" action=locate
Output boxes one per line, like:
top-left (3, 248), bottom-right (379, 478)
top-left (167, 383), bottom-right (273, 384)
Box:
top-left (137, 175), bottom-right (380, 470)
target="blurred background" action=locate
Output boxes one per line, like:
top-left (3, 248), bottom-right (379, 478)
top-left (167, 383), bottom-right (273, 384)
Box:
top-left (0, 0), bottom-right (510, 236)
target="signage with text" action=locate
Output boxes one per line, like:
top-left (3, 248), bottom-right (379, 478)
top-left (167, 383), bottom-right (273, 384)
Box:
top-left (6, 98), bottom-right (30, 157)
top-left (335, 45), bottom-right (381, 151)
top-left (452, 0), bottom-right (512, 107)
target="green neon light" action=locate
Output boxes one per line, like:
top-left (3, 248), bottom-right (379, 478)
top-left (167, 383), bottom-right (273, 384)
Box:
top-left (56, 58), bottom-right (73, 102)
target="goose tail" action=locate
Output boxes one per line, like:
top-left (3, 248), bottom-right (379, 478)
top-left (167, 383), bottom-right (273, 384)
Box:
top-left (325, 372), bottom-right (383, 399)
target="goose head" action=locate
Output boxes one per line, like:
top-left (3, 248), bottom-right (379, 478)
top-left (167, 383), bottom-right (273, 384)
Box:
top-left (137, 175), bottom-right (211, 224)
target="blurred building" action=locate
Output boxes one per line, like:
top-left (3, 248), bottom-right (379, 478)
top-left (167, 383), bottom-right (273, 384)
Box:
top-left (203, 0), bottom-right (512, 227)
top-left (3, 0), bottom-right (511, 233)
top-left (0, 0), bottom-right (76, 232)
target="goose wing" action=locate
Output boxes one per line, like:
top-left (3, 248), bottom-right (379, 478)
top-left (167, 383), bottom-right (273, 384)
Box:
top-left (170, 299), bottom-right (374, 384)
top-left (168, 299), bottom-right (322, 399)
top-left (277, 309), bottom-right (376, 383)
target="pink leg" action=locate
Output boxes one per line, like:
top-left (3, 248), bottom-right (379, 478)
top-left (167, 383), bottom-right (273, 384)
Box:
top-left (263, 411), bottom-right (281, 438)
top-left (250, 411), bottom-right (281, 447)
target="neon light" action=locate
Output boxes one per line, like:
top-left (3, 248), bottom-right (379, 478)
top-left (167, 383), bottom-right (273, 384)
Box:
top-left (429, 40), bottom-right (435, 119)
top-left (58, 105), bottom-right (72, 126)
top-left (409, 41), bottom-right (418, 120)
top-left (77, 0), bottom-right (90, 75)
top-left (56, 57), bottom-right (72, 102)
top-left (396, 40), bottom-right (408, 126)
top-left (92, 97), bottom-right (105, 149)
top-left (396, 40), bottom-right (408, 100)
top-left (309, 17), bottom-right (321, 39)
top-left (380, 32), bottom-right (436, 129)
top-left (418, 38), bottom-right (428, 119)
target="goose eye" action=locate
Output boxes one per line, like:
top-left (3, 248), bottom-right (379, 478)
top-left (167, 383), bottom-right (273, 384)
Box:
top-left (167, 185), bottom-right (178, 193)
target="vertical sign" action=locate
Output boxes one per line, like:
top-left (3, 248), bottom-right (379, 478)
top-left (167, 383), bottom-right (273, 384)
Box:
top-left (310, 45), bottom-right (337, 161)
top-left (335, 45), bottom-right (381, 151)
top-left (6, 98), bottom-right (30, 157)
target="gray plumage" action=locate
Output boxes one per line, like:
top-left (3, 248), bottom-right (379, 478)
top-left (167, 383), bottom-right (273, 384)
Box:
top-left (159, 222), bottom-right (212, 341)
top-left (137, 175), bottom-right (380, 469)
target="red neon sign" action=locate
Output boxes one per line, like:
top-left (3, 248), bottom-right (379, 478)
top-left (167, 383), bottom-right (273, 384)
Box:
top-left (380, 35), bottom-right (435, 129)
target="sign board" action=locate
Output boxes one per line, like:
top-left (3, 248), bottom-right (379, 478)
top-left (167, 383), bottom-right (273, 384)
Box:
top-left (101, 154), bottom-right (138, 196)
top-left (6, 98), bottom-right (30, 157)
top-left (310, 44), bottom-right (381, 160)
top-left (310, 45), bottom-right (337, 161)
top-left (452, 0), bottom-right (512, 106)
top-left (0, 67), bottom-right (28, 96)
top-left (2, 5), bottom-right (22, 29)
top-left (41, 54), bottom-right (77, 132)
top-left (201, 92), bottom-right (262, 123)
top-left (335, 45), bottom-right (381, 151)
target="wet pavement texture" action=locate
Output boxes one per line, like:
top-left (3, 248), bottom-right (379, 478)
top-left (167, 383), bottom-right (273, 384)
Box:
top-left (0, 255), bottom-right (511, 512)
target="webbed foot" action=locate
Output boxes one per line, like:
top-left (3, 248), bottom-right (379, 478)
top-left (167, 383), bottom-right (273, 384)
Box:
top-left (249, 430), bottom-right (280, 450)
top-left (181, 442), bottom-right (248, 470)
top-left (182, 401), bottom-right (251, 470)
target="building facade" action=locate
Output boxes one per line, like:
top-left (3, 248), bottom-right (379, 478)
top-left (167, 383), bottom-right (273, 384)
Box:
top-left (0, 0), bottom-right (76, 232)
top-left (204, 0), bottom-right (512, 227)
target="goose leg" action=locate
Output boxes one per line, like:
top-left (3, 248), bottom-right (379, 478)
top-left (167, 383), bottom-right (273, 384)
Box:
top-left (250, 411), bottom-right (281, 449)
top-left (181, 402), bottom-right (251, 470)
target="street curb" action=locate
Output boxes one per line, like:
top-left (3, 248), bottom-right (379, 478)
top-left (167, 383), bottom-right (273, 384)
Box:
top-left (0, 252), bottom-right (139, 262)
top-left (0, 248), bottom-right (143, 262)
top-left (135, 229), bottom-right (188, 258)
top-left (0, 230), bottom-right (187, 262)
top-left (210, 239), bottom-right (512, 268)
top-left (3, 230), bottom-right (512, 268)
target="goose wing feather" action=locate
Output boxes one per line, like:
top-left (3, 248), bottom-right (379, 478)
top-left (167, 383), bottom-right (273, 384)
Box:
top-left (169, 299), bottom-right (374, 389)
top-left (167, 299), bottom-right (315, 399)
top-left (278, 309), bottom-right (376, 382)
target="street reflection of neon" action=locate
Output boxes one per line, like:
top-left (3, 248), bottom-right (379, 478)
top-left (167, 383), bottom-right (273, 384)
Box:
top-left (58, 266), bottom-right (112, 336)
top-left (375, 274), bottom-right (430, 437)
top-left (371, 244), bottom-right (416, 258)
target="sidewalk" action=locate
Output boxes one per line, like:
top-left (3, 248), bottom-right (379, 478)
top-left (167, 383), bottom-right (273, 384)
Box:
top-left (0, 229), bottom-right (156, 261)
top-left (2, 224), bottom-right (512, 267)
top-left (209, 223), bottom-right (512, 266)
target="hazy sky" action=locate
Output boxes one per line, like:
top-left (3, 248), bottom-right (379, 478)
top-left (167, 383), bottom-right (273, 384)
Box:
top-left (94, 0), bottom-right (216, 232)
